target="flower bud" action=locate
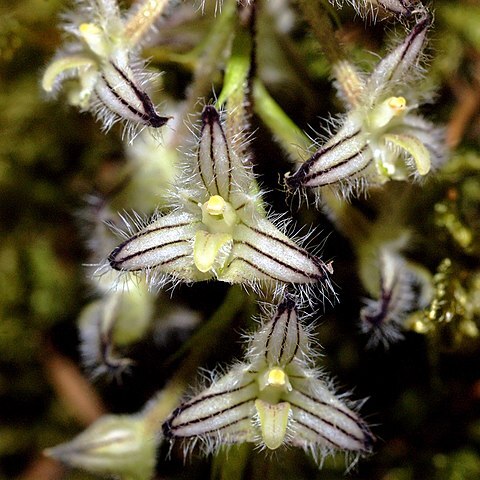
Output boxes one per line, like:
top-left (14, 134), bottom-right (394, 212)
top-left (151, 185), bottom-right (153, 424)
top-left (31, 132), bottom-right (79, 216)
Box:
top-left (45, 414), bottom-right (157, 480)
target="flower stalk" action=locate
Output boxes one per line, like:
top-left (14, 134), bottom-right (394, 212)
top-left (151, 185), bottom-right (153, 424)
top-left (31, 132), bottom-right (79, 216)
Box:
top-left (124, 0), bottom-right (173, 46)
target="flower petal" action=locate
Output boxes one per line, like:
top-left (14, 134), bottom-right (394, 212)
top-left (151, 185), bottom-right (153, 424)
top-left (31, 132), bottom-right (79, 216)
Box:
top-left (162, 367), bottom-right (257, 443)
top-left (45, 414), bottom-right (157, 480)
top-left (249, 297), bottom-right (308, 367)
top-left (332, 60), bottom-right (366, 109)
top-left (370, 0), bottom-right (418, 15)
top-left (286, 123), bottom-right (371, 188)
top-left (360, 250), bottom-right (415, 348)
top-left (286, 382), bottom-right (373, 453)
top-left (197, 106), bottom-right (236, 200)
top-left (108, 212), bottom-right (200, 279)
top-left (95, 61), bottom-right (170, 128)
top-left (367, 15), bottom-right (430, 93)
top-left (222, 218), bottom-right (331, 285)
top-left (340, 0), bottom-right (419, 17)
top-left (255, 400), bottom-right (291, 450)
top-left (384, 133), bottom-right (431, 175)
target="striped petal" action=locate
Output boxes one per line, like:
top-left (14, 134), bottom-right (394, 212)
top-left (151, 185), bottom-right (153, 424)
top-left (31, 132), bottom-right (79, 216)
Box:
top-left (108, 212), bottom-right (200, 280)
top-left (197, 106), bottom-right (243, 200)
top-left (367, 15), bottom-right (430, 94)
top-left (287, 382), bottom-right (374, 453)
top-left (286, 123), bottom-right (371, 188)
top-left (222, 218), bottom-right (331, 285)
top-left (95, 61), bottom-right (169, 128)
top-left (249, 297), bottom-right (308, 368)
top-left (360, 250), bottom-right (417, 348)
top-left (162, 367), bottom-right (257, 444)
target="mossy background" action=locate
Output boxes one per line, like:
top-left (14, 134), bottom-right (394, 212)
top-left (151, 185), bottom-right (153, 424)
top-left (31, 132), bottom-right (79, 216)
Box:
top-left (1, 1), bottom-right (480, 479)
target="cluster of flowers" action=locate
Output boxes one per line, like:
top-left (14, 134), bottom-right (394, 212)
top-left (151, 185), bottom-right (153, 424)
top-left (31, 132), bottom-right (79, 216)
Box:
top-left (41, 0), bottom-right (445, 478)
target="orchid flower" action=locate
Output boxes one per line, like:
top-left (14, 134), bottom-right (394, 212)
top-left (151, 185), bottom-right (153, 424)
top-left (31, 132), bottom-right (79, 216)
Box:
top-left (162, 297), bottom-right (374, 464)
top-left (78, 274), bottom-right (155, 379)
top-left (286, 16), bottom-right (445, 199)
top-left (107, 105), bottom-right (333, 296)
top-left (42, 0), bottom-right (169, 132)
top-left (360, 248), bottom-right (432, 348)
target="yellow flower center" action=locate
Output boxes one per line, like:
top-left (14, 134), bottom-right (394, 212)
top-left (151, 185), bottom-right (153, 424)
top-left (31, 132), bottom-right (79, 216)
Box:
top-left (79, 23), bottom-right (109, 57)
top-left (387, 96), bottom-right (407, 114)
top-left (193, 195), bottom-right (238, 274)
top-left (204, 195), bottom-right (226, 216)
top-left (266, 367), bottom-right (287, 387)
top-left (200, 195), bottom-right (238, 234)
top-left (258, 367), bottom-right (292, 401)
top-left (369, 95), bottom-right (408, 130)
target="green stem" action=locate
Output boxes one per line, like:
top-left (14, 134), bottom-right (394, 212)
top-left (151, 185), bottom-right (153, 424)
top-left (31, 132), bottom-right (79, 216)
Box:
top-left (143, 286), bottom-right (249, 431)
top-left (169, 0), bottom-right (237, 149)
top-left (216, 5), bottom-right (254, 141)
top-left (211, 443), bottom-right (252, 480)
top-left (321, 189), bottom-right (372, 244)
top-left (125, 0), bottom-right (171, 47)
top-left (252, 79), bottom-right (310, 160)
top-left (296, 0), bottom-right (346, 65)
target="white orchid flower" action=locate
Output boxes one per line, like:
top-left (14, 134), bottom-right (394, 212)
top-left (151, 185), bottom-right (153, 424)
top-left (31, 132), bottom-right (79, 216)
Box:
top-left (107, 105), bottom-right (333, 295)
top-left (360, 248), bottom-right (433, 348)
top-left (162, 297), bottom-right (374, 464)
top-left (286, 16), bottom-right (445, 198)
top-left (42, 0), bottom-right (169, 132)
